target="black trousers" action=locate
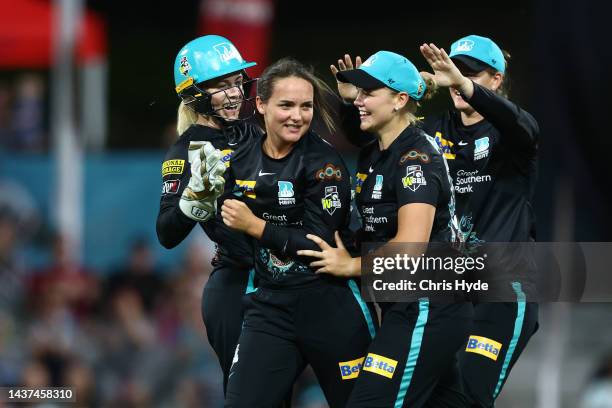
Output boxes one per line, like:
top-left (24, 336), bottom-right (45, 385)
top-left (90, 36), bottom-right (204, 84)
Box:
top-left (225, 278), bottom-right (378, 408)
top-left (459, 296), bottom-right (539, 407)
top-left (201, 264), bottom-right (255, 394)
top-left (347, 300), bottom-right (473, 408)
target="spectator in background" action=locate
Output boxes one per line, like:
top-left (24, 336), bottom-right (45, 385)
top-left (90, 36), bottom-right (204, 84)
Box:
top-left (27, 233), bottom-right (99, 320)
top-left (12, 74), bottom-right (45, 151)
top-left (0, 82), bottom-right (13, 150)
top-left (103, 237), bottom-right (164, 314)
top-left (581, 351), bottom-right (612, 408)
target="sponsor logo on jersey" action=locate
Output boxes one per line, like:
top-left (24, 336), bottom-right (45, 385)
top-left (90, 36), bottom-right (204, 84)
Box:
top-left (162, 159), bottom-right (185, 176)
top-left (315, 163), bottom-right (343, 181)
top-left (213, 42), bottom-right (242, 63)
top-left (434, 132), bottom-right (456, 160)
top-left (235, 179), bottom-right (256, 199)
top-left (362, 353), bottom-right (397, 379)
top-left (474, 136), bottom-right (490, 160)
top-left (322, 186), bottom-right (342, 215)
top-left (220, 149), bottom-right (234, 167)
top-left (399, 150), bottom-right (430, 165)
top-left (162, 179), bottom-right (180, 195)
top-left (455, 169), bottom-right (492, 194)
top-left (339, 357), bottom-right (365, 380)
top-left (179, 56), bottom-right (191, 76)
top-left (278, 181), bottom-right (295, 205)
top-left (355, 172), bottom-right (368, 194)
top-left (372, 175), bottom-right (383, 199)
top-left (465, 335), bottom-right (502, 361)
top-left (402, 165), bottom-right (427, 192)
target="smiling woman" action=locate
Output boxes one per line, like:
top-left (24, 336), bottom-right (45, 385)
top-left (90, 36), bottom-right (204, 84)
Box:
top-left (218, 58), bottom-right (378, 408)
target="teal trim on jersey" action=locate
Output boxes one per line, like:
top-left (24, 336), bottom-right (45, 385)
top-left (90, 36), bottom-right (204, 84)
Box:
top-left (348, 279), bottom-right (376, 339)
top-left (394, 298), bottom-right (430, 408)
top-left (245, 268), bottom-right (257, 294)
top-left (493, 282), bottom-right (526, 398)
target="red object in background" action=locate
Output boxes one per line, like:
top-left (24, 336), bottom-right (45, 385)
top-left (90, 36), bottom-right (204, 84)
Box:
top-left (199, 0), bottom-right (274, 78)
top-left (0, 0), bottom-right (106, 68)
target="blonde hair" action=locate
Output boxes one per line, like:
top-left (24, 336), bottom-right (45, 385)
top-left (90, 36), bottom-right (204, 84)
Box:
top-left (401, 74), bottom-right (438, 126)
top-left (176, 101), bottom-right (199, 136)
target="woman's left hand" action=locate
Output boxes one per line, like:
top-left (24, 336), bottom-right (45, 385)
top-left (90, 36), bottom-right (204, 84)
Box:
top-left (297, 231), bottom-right (359, 277)
top-left (221, 199), bottom-right (264, 237)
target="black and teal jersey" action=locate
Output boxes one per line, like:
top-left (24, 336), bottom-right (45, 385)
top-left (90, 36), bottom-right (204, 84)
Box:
top-left (156, 122), bottom-right (262, 268)
top-left (421, 82), bottom-right (539, 243)
top-left (354, 125), bottom-right (459, 245)
top-left (225, 130), bottom-right (352, 287)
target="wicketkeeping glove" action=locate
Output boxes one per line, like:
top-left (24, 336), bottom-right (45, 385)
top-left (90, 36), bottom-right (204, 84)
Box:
top-left (179, 141), bottom-right (226, 222)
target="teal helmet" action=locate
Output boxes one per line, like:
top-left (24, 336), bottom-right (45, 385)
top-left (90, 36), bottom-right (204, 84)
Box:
top-left (174, 35), bottom-right (256, 94)
top-left (174, 35), bottom-right (257, 117)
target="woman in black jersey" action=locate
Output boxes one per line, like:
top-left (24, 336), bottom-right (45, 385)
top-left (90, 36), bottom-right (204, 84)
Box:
top-left (155, 34), bottom-right (263, 393)
top-left (299, 51), bottom-right (472, 407)
top-left (419, 36), bottom-right (539, 407)
top-left (218, 58), bottom-right (377, 408)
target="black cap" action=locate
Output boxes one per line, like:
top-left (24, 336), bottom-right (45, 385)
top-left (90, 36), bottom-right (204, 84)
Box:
top-left (336, 69), bottom-right (387, 91)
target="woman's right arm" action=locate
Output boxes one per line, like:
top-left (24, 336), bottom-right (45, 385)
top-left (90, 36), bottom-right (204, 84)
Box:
top-left (156, 142), bottom-right (197, 249)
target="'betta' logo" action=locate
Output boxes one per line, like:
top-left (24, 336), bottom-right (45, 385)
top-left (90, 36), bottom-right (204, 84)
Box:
top-left (455, 40), bottom-right (475, 52)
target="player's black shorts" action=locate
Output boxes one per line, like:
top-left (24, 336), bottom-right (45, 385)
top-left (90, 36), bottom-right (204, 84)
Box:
top-left (347, 300), bottom-right (473, 408)
top-left (202, 265), bottom-right (255, 393)
top-left (224, 277), bottom-right (378, 408)
top-left (459, 283), bottom-right (539, 407)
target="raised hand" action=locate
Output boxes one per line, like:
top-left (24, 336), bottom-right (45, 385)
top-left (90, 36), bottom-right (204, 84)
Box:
top-left (330, 54), bottom-right (363, 102)
top-left (419, 43), bottom-right (471, 92)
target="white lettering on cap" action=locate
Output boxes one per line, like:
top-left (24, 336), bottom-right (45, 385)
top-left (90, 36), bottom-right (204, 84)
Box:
top-left (455, 40), bottom-right (475, 52)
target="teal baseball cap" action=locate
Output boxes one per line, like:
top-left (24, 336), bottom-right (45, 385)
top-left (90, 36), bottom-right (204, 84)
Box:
top-left (449, 35), bottom-right (505, 74)
top-left (336, 51), bottom-right (426, 100)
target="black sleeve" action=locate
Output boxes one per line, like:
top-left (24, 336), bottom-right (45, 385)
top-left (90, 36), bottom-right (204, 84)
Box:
top-left (339, 101), bottom-right (375, 148)
top-left (259, 150), bottom-right (352, 257)
top-left (155, 141), bottom-right (197, 249)
top-left (462, 82), bottom-right (539, 151)
top-left (394, 153), bottom-right (443, 208)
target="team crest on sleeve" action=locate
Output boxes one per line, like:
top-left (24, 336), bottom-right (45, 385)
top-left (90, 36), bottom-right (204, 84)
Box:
top-left (321, 186), bottom-right (342, 215)
top-left (402, 165), bottom-right (427, 191)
